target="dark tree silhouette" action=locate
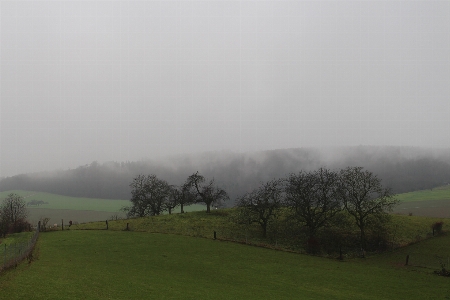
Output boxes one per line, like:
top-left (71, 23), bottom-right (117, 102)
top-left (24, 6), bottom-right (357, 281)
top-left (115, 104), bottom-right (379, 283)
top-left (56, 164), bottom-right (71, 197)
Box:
top-left (186, 172), bottom-right (229, 213)
top-left (171, 183), bottom-right (196, 214)
top-left (0, 193), bottom-right (29, 236)
top-left (338, 167), bottom-right (399, 251)
top-left (285, 168), bottom-right (342, 239)
top-left (127, 174), bottom-right (171, 217)
top-left (236, 179), bottom-right (284, 238)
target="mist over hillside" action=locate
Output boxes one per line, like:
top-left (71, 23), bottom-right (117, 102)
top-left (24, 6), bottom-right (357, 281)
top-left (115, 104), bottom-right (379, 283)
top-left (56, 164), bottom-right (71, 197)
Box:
top-left (0, 146), bottom-right (449, 205)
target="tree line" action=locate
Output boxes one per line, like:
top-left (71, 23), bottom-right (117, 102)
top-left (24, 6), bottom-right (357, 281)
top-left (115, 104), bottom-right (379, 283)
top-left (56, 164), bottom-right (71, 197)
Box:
top-left (1, 146), bottom-right (449, 203)
top-left (128, 166), bottom-right (398, 254)
top-left (124, 171), bottom-right (229, 217)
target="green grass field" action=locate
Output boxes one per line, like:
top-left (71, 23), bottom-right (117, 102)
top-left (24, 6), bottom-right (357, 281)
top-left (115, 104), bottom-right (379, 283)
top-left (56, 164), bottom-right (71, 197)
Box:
top-left (393, 185), bottom-right (450, 218)
top-left (395, 185), bottom-right (450, 202)
top-left (0, 188), bottom-right (449, 299)
top-left (0, 191), bottom-right (207, 225)
top-left (0, 230), bottom-right (448, 299)
top-left (76, 209), bottom-right (448, 253)
top-left (0, 190), bottom-right (130, 212)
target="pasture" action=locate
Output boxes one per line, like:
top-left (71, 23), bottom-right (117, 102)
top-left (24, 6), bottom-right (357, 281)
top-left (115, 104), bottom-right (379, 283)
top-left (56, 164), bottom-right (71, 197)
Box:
top-left (1, 186), bottom-right (449, 299)
top-left (77, 210), bottom-right (448, 254)
top-left (0, 190), bottom-right (206, 225)
top-left (393, 185), bottom-right (450, 218)
top-left (395, 185), bottom-right (450, 202)
top-left (0, 230), bottom-right (448, 299)
top-left (0, 190), bottom-right (130, 212)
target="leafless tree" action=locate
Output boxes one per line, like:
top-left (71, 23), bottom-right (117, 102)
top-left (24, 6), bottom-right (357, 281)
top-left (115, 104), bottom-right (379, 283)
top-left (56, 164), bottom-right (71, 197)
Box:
top-left (338, 167), bottom-right (398, 251)
top-left (0, 193), bottom-right (28, 236)
top-left (186, 172), bottom-right (229, 213)
top-left (128, 175), bottom-right (172, 217)
top-left (170, 184), bottom-right (196, 214)
top-left (236, 179), bottom-right (284, 238)
top-left (285, 168), bottom-right (342, 239)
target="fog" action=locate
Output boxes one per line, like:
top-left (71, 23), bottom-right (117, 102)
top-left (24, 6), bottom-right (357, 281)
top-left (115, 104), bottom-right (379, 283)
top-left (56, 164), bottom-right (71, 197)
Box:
top-left (1, 1), bottom-right (450, 177)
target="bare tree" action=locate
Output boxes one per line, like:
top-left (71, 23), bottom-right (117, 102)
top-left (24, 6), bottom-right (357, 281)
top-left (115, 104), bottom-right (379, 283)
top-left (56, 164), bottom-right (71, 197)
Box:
top-left (236, 179), bottom-right (284, 238)
top-left (162, 185), bottom-right (182, 215)
top-left (0, 193), bottom-right (28, 236)
top-left (338, 167), bottom-right (398, 251)
top-left (285, 168), bottom-right (342, 239)
top-left (128, 175), bottom-right (171, 217)
top-left (171, 184), bottom-right (196, 214)
top-left (186, 172), bottom-right (229, 213)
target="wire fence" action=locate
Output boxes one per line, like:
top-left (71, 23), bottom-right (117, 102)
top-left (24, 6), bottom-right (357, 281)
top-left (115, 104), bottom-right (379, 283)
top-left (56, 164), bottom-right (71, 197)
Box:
top-left (0, 227), bottom-right (39, 272)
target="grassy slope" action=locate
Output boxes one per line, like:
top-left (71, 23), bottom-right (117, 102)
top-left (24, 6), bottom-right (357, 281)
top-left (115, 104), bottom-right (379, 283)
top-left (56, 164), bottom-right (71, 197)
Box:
top-left (0, 190), bottom-right (206, 225)
top-left (393, 185), bottom-right (450, 218)
top-left (1, 230), bottom-right (449, 299)
top-left (77, 210), bottom-right (449, 252)
top-left (0, 190), bottom-right (129, 212)
top-left (395, 185), bottom-right (450, 202)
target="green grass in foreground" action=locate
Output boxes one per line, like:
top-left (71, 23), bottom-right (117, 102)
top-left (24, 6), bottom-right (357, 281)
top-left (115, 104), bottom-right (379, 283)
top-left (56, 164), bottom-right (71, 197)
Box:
top-left (0, 232), bottom-right (34, 246)
top-left (0, 230), bottom-right (449, 299)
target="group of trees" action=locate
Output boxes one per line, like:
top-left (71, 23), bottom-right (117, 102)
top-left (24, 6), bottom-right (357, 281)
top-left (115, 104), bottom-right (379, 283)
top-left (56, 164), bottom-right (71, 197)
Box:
top-left (125, 171), bottom-right (229, 217)
top-left (1, 147), bottom-right (449, 203)
top-left (236, 167), bottom-right (399, 253)
top-left (0, 193), bottom-right (30, 237)
top-left (128, 166), bottom-right (398, 254)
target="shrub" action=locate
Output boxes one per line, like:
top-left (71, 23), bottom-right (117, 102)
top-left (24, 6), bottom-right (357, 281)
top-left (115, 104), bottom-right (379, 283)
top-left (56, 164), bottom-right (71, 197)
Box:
top-left (8, 219), bottom-right (32, 234)
top-left (40, 217), bottom-right (50, 232)
top-left (432, 222), bottom-right (444, 235)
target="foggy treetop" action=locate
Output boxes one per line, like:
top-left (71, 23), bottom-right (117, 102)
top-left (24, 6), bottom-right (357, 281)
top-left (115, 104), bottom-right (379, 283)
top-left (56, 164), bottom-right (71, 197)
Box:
top-left (1, 146), bottom-right (449, 203)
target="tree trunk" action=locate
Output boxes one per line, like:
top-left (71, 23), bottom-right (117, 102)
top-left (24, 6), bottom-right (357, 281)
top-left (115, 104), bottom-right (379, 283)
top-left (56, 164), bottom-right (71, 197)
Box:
top-left (206, 203), bottom-right (211, 213)
top-left (360, 224), bottom-right (366, 256)
top-left (262, 221), bottom-right (267, 238)
top-left (180, 203), bottom-right (184, 213)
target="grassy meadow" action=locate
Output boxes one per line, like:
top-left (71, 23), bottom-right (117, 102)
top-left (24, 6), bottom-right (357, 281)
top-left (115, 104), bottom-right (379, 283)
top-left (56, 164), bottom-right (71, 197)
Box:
top-left (393, 185), bottom-right (450, 218)
top-left (0, 230), bottom-right (449, 299)
top-left (0, 190), bottom-right (130, 211)
top-left (0, 190), bottom-right (206, 225)
top-left (395, 185), bottom-right (450, 202)
top-left (0, 188), bottom-right (449, 299)
top-left (77, 209), bottom-right (448, 255)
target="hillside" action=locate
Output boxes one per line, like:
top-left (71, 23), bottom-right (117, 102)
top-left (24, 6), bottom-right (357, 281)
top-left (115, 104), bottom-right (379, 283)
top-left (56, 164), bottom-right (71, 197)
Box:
top-left (77, 209), bottom-right (448, 254)
top-left (0, 190), bottom-right (206, 225)
top-left (395, 184), bottom-right (450, 202)
top-left (1, 146), bottom-right (449, 205)
top-left (1, 217), bottom-right (449, 299)
top-left (393, 185), bottom-right (450, 218)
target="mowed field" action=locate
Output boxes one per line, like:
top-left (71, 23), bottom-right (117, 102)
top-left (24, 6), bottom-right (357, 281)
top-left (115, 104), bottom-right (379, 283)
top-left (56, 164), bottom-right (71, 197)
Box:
top-left (0, 190), bottom-right (205, 225)
top-left (393, 185), bottom-right (450, 218)
top-left (1, 230), bottom-right (449, 299)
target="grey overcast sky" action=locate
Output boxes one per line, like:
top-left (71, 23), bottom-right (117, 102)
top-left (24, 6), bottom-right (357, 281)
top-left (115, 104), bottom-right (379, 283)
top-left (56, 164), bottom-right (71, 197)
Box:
top-left (0, 0), bottom-right (449, 177)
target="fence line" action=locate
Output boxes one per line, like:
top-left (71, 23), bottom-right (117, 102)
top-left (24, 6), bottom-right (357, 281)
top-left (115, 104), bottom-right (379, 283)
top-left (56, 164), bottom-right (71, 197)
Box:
top-left (0, 226), bottom-right (39, 272)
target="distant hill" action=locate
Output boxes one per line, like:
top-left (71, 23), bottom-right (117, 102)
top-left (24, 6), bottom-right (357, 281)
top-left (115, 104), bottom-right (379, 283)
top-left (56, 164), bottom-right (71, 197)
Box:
top-left (0, 146), bottom-right (449, 205)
